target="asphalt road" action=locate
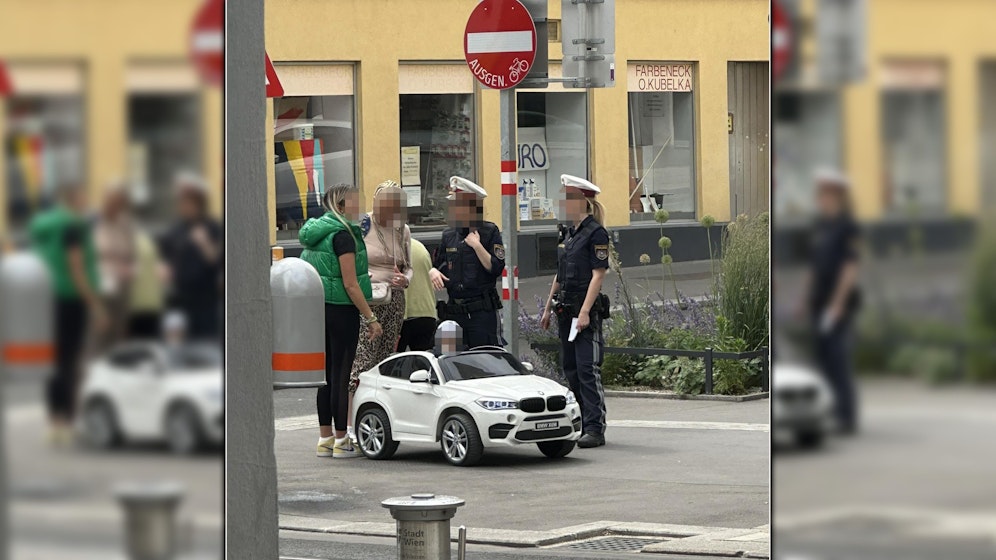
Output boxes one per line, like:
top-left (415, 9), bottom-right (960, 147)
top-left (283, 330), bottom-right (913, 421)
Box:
top-left (274, 390), bottom-right (770, 534)
top-left (773, 379), bottom-right (996, 559)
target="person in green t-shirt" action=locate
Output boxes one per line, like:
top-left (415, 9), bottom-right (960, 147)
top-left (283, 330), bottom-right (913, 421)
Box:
top-left (28, 184), bottom-right (107, 445)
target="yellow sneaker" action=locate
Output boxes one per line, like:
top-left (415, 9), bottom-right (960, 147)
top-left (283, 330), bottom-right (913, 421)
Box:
top-left (316, 437), bottom-right (335, 457)
top-left (332, 438), bottom-right (361, 459)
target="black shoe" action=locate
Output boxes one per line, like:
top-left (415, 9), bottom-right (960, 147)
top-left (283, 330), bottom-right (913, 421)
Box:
top-left (577, 432), bottom-right (605, 448)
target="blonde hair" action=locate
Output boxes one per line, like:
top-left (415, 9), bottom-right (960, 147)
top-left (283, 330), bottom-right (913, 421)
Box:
top-left (370, 179), bottom-right (410, 271)
top-left (587, 197), bottom-right (605, 226)
top-left (321, 183), bottom-right (357, 234)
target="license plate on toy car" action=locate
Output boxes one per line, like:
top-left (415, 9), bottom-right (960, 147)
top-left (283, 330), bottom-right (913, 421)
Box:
top-left (535, 421), bottom-right (558, 430)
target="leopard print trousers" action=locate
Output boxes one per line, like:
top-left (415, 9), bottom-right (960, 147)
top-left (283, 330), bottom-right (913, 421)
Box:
top-left (349, 289), bottom-right (406, 393)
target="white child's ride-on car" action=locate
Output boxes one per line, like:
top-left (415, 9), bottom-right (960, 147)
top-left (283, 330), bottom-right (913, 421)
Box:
top-left (352, 347), bottom-right (582, 466)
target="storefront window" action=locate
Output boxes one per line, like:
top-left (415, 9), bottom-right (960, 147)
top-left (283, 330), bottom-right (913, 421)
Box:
top-left (128, 94), bottom-right (202, 226)
top-left (627, 63), bottom-right (696, 219)
top-left (5, 95), bottom-right (84, 230)
top-left (516, 91), bottom-right (588, 222)
top-left (273, 95), bottom-right (355, 231)
top-left (398, 93), bottom-right (475, 227)
top-left (881, 61), bottom-right (946, 213)
top-left (773, 91), bottom-right (842, 217)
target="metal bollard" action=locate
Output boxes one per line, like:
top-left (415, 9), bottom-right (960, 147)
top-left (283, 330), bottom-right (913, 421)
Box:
top-left (457, 525), bottom-right (467, 560)
top-left (382, 493), bottom-right (465, 560)
top-left (115, 482), bottom-right (185, 560)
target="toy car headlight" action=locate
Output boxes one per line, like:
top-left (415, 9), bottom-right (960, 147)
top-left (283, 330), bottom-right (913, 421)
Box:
top-left (565, 392), bottom-right (576, 405)
top-left (475, 398), bottom-right (519, 411)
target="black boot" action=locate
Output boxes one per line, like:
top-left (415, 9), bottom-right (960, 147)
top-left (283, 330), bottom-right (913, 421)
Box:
top-left (577, 432), bottom-right (605, 448)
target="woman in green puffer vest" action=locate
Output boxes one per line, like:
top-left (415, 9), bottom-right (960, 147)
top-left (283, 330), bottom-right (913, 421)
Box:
top-left (299, 183), bottom-right (383, 459)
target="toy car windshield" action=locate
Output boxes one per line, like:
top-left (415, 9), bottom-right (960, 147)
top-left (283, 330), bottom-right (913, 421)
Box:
top-left (438, 350), bottom-right (529, 381)
top-left (166, 342), bottom-right (223, 371)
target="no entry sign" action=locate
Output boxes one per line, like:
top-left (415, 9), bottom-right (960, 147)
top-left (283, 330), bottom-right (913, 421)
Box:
top-left (190, 0), bottom-right (224, 86)
top-left (463, 0), bottom-right (537, 89)
top-left (772, 0), bottom-right (792, 82)
top-left (0, 61), bottom-right (12, 97)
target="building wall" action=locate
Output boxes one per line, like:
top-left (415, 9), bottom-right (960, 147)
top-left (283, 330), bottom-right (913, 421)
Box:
top-left (0, 0), bottom-right (223, 240)
top-left (265, 0), bottom-right (769, 245)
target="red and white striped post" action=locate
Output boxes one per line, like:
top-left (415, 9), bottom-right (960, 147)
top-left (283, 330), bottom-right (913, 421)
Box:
top-left (500, 92), bottom-right (519, 356)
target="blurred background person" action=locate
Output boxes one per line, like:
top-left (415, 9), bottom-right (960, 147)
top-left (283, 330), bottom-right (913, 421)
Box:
top-left (127, 226), bottom-right (167, 339)
top-left (160, 172), bottom-right (222, 341)
top-left (397, 238), bottom-right (438, 352)
top-left (796, 169), bottom-right (861, 435)
top-left (28, 183), bottom-right (107, 445)
top-left (347, 181), bottom-right (411, 441)
top-left (299, 183), bottom-right (382, 459)
top-left (92, 182), bottom-right (136, 352)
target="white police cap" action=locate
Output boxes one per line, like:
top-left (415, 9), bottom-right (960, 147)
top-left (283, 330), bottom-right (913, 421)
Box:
top-left (560, 174), bottom-right (601, 197)
top-left (447, 176), bottom-right (488, 200)
top-left (813, 167), bottom-right (850, 190)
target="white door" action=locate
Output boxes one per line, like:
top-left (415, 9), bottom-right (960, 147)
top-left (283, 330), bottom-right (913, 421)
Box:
top-left (382, 355), bottom-right (440, 437)
top-left (107, 346), bottom-right (165, 438)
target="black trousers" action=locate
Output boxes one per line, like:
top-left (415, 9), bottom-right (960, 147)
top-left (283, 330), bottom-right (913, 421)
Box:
top-left (317, 304), bottom-right (360, 430)
top-left (452, 309), bottom-right (502, 350)
top-left (814, 317), bottom-right (858, 431)
top-left (50, 299), bottom-right (88, 421)
top-left (558, 313), bottom-right (607, 435)
top-left (397, 317), bottom-right (438, 352)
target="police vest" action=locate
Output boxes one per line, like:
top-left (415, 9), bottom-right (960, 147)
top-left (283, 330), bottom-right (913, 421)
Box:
top-left (557, 218), bottom-right (605, 293)
top-left (442, 223), bottom-right (499, 299)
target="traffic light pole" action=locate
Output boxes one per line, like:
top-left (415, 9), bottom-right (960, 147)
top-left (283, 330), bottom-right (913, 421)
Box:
top-left (226, 0), bottom-right (279, 557)
top-left (500, 87), bottom-right (519, 358)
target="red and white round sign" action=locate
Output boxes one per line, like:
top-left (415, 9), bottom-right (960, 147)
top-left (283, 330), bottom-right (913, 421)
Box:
top-left (463, 0), bottom-right (537, 90)
top-left (772, 0), bottom-right (792, 82)
top-left (190, 0), bottom-right (224, 86)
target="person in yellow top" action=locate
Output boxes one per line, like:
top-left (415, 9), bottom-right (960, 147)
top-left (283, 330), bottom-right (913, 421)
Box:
top-left (127, 229), bottom-right (166, 338)
top-left (397, 238), bottom-right (439, 351)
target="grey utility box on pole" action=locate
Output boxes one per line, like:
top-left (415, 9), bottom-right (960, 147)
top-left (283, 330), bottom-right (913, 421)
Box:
top-left (519, 0), bottom-right (548, 88)
top-left (562, 0), bottom-right (615, 88)
top-left (816, 0), bottom-right (867, 85)
top-left (382, 493), bottom-right (466, 560)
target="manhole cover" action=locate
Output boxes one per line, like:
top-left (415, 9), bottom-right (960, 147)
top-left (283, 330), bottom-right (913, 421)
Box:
top-left (560, 536), bottom-right (666, 553)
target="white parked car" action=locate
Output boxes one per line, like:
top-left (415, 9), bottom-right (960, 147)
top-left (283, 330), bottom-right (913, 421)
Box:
top-left (78, 341), bottom-right (224, 454)
top-left (352, 348), bottom-right (582, 466)
top-left (772, 362), bottom-right (835, 448)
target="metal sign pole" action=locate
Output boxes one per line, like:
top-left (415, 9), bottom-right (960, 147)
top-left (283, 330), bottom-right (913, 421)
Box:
top-left (500, 87), bottom-right (519, 358)
top-left (226, 0), bottom-right (279, 557)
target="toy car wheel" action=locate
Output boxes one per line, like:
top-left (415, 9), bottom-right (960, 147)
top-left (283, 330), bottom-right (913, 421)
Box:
top-left (440, 413), bottom-right (483, 467)
top-left (165, 402), bottom-right (206, 455)
top-left (795, 430), bottom-right (824, 449)
top-left (357, 408), bottom-right (399, 460)
top-left (82, 398), bottom-right (121, 449)
top-left (537, 439), bottom-right (576, 458)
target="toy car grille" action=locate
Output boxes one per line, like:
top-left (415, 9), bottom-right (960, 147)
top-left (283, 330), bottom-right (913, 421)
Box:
top-left (519, 397), bottom-right (545, 413)
top-left (778, 387), bottom-right (818, 403)
top-left (515, 426), bottom-right (573, 441)
top-left (547, 395), bottom-right (566, 411)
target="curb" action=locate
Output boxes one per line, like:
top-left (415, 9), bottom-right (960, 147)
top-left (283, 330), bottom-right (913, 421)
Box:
top-left (279, 515), bottom-right (769, 555)
top-left (605, 390), bottom-right (769, 402)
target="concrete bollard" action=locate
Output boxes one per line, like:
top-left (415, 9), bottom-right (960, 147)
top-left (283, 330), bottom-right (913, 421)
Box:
top-left (382, 493), bottom-right (465, 560)
top-left (115, 482), bottom-right (185, 560)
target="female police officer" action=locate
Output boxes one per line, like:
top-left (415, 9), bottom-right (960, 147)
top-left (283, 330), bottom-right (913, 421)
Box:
top-left (428, 176), bottom-right (506, 349)
top-left (540, 175), bottom-right (610, 448)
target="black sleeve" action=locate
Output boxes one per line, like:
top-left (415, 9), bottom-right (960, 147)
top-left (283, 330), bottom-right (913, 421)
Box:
top-left (331, 231), bottom-right (356, 257)
top-left (842, 221), bottom-right (861, 262)
top-left (62, 224), bottom-right (84, 249)
top-left (589, 228), bottom-right (611, 270)
top-left (486, 225), bottom-right (505, 277)
top-left (432, 238), bottom-right (448, 272)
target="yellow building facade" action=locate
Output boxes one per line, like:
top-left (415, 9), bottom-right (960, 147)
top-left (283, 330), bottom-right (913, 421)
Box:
top-left (776, 0), bottom-right (996, 222)
top-left (265, 0), bottom-right (770, 267)
top-left (0, 0), bottom-right (223, 242)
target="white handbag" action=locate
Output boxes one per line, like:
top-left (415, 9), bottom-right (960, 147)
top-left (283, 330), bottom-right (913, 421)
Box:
top-left (370, 282), bottom-right (392, 306)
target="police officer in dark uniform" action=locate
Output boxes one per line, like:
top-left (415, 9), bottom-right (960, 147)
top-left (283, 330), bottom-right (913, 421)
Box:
top-left (540, 175), bottom-right (610, 448)
top-left (429, 176), bottom-right (506, 349)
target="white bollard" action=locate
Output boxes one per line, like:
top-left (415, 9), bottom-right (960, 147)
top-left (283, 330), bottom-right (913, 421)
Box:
top-left (0, 251), bottom-right (53, 379)
top-left (382, 494), bottom-right (465, 560)
top-left (115, 482), bottom-right (185, 560)
top-left (270, 257), bottom-right (326, 389)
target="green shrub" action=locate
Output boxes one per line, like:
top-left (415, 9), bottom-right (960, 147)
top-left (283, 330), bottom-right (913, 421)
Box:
top-left (966, 225), bottom-right (996, 383)
top-left (717, 213), bottom-right (769, 350)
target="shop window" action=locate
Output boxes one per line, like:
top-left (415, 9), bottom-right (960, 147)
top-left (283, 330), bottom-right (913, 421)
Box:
top-left (516, 91), bottom-right (588, 222)
top-left (273, 95), bottom-right (356, 232)
top-left (627, 63), bottom-right (696, 219)
top-left (128, 94), bottom-right (202, 226)
top-left (881, 61), bottom-right (946, 213)
top-left (398, 93), bottom-right (476, 227)
top-left (5, 95), bottom-right (85, 231)
top-left (773, 91), bottom-right (842, 217)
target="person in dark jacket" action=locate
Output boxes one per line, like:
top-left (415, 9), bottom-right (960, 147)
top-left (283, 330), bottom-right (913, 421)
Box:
top-left (299, 183), bottom-right (382, 458)
top-left (797, 168), bottom-right (862, 435)
top-left (539, 175), bottom-right (611, 449)
top-left (429, 177), bottom-right (506, 349)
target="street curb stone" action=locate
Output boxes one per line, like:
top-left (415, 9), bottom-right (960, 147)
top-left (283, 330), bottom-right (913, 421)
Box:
top-left (605, 390), bottom-right (769, 402)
